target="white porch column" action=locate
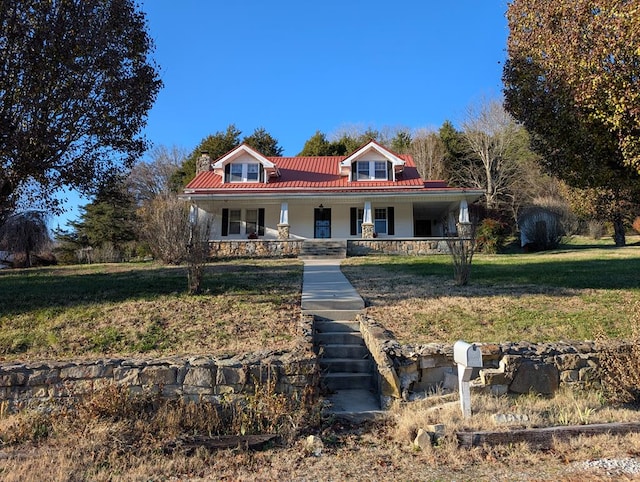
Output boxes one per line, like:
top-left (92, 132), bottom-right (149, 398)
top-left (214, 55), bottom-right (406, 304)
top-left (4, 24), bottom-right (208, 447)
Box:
top-left (277, 202), bottom-right (290, 239)
top-left (279, 202), bottom-right (289, 225)
top-left (362, 201), bottom-right (375, 239)
top-left (457, 199), bottom-right (473, 238)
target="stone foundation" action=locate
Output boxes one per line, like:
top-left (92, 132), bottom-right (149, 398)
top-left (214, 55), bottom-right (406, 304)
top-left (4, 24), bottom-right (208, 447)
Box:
top-left (348, 239), bottom-right (451, 256)
top-left (207, 239), bottom-right (455, 259)
top-left (208, 240), bottom-right (303, 258)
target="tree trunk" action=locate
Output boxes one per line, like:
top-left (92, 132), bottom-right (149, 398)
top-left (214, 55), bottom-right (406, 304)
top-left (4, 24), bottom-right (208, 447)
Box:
top-left (613, 213), bottom-right (626, 247)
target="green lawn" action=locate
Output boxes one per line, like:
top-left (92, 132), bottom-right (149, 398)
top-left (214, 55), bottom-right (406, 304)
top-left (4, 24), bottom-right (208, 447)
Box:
top-left (1, 238), bottom-right (639, 360)
top-left (0, 260), bottom-right (303, 361)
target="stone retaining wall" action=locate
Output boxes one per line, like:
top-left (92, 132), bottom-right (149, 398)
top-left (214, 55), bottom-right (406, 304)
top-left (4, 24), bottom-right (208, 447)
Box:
top-left (0, 316), bottom-right (318, 412)
top-left (359, 315), bottom-right (628, 406)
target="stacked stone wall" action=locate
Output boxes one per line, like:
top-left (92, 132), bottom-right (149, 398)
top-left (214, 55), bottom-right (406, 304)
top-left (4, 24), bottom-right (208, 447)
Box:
top-left (0, 315), bottom-right (318, 412)
top-left (359, 315), bottom-right (629, 405)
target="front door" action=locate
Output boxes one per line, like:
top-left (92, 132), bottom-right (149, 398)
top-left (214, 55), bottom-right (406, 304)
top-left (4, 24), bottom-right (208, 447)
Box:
top-left (314, 208), bottom-right (331, 238)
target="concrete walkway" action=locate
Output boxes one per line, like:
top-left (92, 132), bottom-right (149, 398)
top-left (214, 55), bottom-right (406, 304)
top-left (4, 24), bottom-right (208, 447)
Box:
top-left (301, 259), bottom-right (365, 313)
top-left (301, 259), bottom-right (384, 421)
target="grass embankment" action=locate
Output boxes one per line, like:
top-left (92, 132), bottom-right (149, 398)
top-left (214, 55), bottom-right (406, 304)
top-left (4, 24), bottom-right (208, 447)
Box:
top-left (342, 238), bottom-right (640, 345)
top-left (0, 260), bottom-right (303, 361)
top-left (2, 239), bottom-right (640, 479)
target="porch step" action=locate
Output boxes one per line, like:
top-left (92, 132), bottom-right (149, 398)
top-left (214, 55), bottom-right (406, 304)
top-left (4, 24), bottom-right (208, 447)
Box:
top-left (299, 239), bottom-right (347, 259)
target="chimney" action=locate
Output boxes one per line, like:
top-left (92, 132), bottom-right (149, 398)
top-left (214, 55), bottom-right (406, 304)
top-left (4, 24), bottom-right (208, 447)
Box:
top-left (196, 151), bottom-right (212, 174)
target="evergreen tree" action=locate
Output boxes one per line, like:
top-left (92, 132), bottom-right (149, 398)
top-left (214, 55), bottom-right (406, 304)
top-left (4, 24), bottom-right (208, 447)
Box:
top-left (243, 127), bottom-right (283, 156)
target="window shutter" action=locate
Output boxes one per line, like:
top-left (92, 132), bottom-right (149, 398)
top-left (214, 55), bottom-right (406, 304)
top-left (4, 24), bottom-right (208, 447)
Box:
top-left (259, 165), bottom-right (264, 183)
top-left (224, 164), bottom-right (230, 183)
top-left (221, 208), bottom-right (229, 236)
top-left (350, 207), bottom-right (357, 235)
top-left (387, 206), bottom-right (395, 235)
top-left (351, 162), bottom-right (356, 181)
top-left (258, 208), bottom-right (265, 236)
top-left (387, 161), bottom-right (393, 180)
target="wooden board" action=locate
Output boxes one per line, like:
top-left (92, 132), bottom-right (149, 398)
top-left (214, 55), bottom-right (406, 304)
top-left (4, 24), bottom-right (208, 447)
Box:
top-left (457, 422), bottom-right (640, 449)
top-left (165, 434), bottom-right (277, 453)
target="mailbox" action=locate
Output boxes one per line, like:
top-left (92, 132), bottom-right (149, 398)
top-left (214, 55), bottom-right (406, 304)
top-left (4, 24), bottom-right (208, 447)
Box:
top-left (454, 340), bottom-right (483, 418)
top-left (453, 340), bottom-right (483, 368)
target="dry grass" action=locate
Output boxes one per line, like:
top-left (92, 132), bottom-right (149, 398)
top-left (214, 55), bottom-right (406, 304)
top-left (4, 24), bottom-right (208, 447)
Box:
top-left (2, 387), bottom-right (640, 481)
top-left (341, 244), bottom-right (640, 344)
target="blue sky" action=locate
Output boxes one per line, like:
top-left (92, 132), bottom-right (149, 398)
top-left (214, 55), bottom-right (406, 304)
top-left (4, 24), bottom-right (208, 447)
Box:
top-left (52, 0), bottom-right (509, 229)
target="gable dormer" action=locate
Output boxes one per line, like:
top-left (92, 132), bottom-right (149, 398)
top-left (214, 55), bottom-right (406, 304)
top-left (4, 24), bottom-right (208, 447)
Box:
top-left (212, 144), bottom-right (279, 184)
top-left (339, 141), bottom-right (405, 182)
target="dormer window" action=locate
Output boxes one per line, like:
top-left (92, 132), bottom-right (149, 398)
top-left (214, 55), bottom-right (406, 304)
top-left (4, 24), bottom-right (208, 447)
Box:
top-left (227, 162), bottom-right (261, 182)
top-left (354, 160), bottom-right (389, 181)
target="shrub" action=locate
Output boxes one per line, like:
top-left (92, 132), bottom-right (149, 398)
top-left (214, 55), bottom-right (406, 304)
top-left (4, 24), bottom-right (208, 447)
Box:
top-left (633, 216), bottom-right (640, 235)
top-left (475, 218), bottom-right (507, 254)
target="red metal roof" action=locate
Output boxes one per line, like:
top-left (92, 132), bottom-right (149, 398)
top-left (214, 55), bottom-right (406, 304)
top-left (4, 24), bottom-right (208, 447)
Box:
top-left (185, 153), bottom-right (451, 193)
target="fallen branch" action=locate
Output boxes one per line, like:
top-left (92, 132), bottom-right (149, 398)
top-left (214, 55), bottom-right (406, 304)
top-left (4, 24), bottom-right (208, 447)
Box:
top-left (457, 422), bottom-right (640, 449)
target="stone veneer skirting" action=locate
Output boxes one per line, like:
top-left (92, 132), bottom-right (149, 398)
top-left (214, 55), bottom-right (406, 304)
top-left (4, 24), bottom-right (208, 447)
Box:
top-left (0, 315), bottom-right (317, 412)
top-left (207, 239), bottom-right (452, 259)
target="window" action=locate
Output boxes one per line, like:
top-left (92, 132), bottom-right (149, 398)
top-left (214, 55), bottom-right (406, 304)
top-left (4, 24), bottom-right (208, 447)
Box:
top-left (247, 163), bottom-right (259, 181)
top-left (222, 208), bottom-right (265, 237)
top-left (229, 164), bottom-right (242, 182)
top-left (229, 209), bottom-right (241, 234)
top-left (227, 163), bottom-right (261, 182)
top-left (354, 160), bottom-right (388, 180)
top-left (246, 209), bottom-right (258, 234)
top-left (357, 161), bottom-right (370, 180)
top-left (374, 161), bottom-right (387, 179)
top-left (374, 208), bottom-right (387, 234)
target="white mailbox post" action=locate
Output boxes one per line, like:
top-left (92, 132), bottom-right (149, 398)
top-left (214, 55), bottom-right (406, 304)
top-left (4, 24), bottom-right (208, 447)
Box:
top-left (453, 340), bottom-right (483, 418)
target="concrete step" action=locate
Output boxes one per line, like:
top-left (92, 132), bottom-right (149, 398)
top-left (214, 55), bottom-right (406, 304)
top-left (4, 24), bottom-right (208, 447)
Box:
top-left (319, 343), bottom-right (370, 359)
top-left (324, 389), bottom-right (385, 422)
top-left (307, 310), bottom-right (363, 321)
top-left (302, 298), bottom-right (364, 311)
top-left (315, 320), bottom-right (360, 333)
top-left (315, 332), bottom-right (364, 345)
top-left (323, 373), bottom-right (374, 391)
top-left (319, 358), bottom-right (373, 373)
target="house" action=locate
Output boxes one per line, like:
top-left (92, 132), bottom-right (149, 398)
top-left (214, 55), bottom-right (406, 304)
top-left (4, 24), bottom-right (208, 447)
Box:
top-left (181, 141), bottom-right (483, 256)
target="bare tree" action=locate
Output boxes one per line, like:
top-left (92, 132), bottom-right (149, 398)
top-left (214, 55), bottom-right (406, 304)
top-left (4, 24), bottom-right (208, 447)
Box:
top-left (409, 128), bottom-right (447, 180)
top-left (444, 220), bottom-right (477, 286)
top-left (460, 99), bottom-right (522, 210)
top-left (137, 194), bottom-right (190, 264)
top-left (127, 145), bottom-right (186, 204)
top-left (186, 207), bottom-right (212, 295)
